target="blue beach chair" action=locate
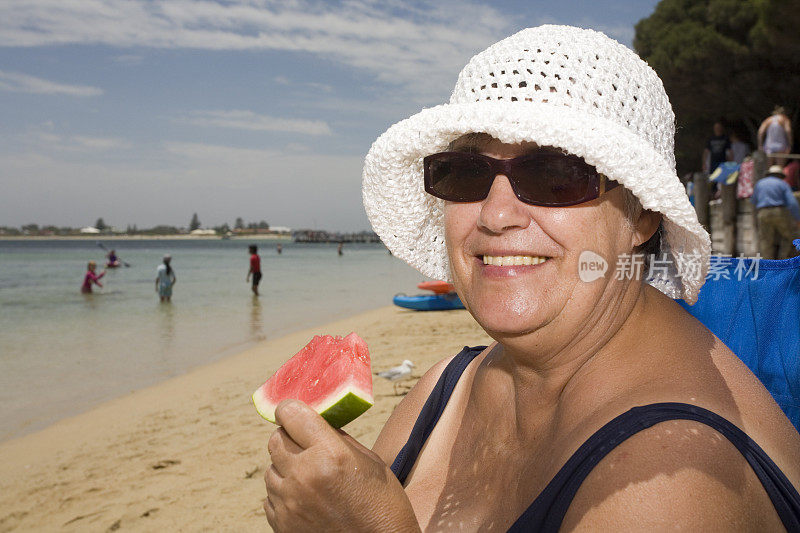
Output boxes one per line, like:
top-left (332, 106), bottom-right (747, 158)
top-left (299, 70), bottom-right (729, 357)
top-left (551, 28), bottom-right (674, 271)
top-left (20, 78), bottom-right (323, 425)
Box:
top-left (676, 247), bottom-right (800, 431)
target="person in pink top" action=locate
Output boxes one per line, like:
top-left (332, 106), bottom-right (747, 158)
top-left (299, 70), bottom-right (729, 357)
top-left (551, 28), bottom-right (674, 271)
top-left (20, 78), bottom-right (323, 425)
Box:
top-left (81, 260), bottom-right (105, 293)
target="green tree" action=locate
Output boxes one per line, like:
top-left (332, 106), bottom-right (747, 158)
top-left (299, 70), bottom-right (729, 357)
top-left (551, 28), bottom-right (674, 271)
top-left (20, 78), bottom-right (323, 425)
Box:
top-left (189, 213), bottom-right (201, 231)
top-left (634, 0), bottom-right (800, 174)
top-left (214, 223), bottom-right (231, 234)
top-left (234, 217), bottom-right (244, 230)
top-left (95, 218), bottom-right (106, 231)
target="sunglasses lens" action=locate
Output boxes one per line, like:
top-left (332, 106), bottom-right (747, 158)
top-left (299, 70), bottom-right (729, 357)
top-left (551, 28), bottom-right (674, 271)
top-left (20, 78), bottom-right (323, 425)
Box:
top-left (426, 154), bottom-right (492, 202)
top-left (513, 155), bottom-right (593, 205)
top-left (424, 151), bottom-right (602, 206)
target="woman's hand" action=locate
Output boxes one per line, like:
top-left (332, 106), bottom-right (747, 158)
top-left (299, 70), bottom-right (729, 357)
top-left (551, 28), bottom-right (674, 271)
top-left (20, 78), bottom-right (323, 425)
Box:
top-left (264, 399), bottom-right (420, 533)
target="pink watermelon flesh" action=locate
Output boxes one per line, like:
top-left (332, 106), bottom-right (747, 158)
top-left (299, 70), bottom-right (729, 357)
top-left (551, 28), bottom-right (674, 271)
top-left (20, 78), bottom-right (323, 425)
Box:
top-left (252, 332), bottom-right (373, 428)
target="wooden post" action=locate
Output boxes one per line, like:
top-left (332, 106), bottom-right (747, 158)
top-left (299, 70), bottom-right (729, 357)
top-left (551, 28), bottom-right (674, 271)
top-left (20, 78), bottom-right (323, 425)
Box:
top-left (749, 150), bottom-right (768, 257)
top-left (721, 182), bottom-right (737, 256)
top-left (752, 150), bottom-right (768, 183)
top-left (693, 171), bottom-right (710, 233)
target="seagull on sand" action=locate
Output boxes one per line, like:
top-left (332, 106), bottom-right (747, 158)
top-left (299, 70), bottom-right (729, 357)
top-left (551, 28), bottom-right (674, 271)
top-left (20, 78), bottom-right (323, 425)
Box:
top-left (376, 360), bottom-right (416, 395)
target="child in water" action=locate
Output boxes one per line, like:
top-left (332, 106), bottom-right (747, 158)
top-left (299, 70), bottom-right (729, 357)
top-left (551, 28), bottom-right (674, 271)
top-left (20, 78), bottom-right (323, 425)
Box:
top-left (81, 261), bottom-right (105, 293)
top-left (155, 255), bottom-right (176, 302)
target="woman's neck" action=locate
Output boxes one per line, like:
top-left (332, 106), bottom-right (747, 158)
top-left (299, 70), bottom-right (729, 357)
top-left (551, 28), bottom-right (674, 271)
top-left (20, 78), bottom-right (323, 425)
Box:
top-left (482, 280), bottom-right (654, 409)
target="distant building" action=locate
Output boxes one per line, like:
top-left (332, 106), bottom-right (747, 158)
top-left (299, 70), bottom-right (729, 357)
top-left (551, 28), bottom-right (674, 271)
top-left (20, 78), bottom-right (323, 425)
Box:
top-left (80, 227), bottom-right (101, 234)
top-left (190, 228), bottom-right (216, 236)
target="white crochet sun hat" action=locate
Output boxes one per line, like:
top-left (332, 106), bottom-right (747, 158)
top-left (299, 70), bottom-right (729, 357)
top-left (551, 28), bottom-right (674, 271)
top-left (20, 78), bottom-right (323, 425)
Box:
top-left (363, 25), bottom-right (711, 304)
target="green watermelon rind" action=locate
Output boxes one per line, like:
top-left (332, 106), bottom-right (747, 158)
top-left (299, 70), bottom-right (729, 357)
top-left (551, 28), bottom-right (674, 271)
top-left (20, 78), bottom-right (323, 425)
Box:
top-left (252, 384), bottom-right (374, 429)
top-left (318, 391), bottom-right (373, 428)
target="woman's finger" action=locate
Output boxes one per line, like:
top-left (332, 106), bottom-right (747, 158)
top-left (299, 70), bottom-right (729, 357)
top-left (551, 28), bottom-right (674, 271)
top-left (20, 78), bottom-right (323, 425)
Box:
top-left (263, 495), bottom-right (275, 520)
top-left (275, 399), bottom-right (339, 450)
top-left (264, 464), bottom-right (285, 495)
top-left (267, 427), bottom-right (303, 474)
top-left (263, 494), bottom-right (283, 531)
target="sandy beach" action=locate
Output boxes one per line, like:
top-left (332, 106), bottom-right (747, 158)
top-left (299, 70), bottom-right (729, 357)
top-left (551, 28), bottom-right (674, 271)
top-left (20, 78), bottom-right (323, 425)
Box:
top-left (0, 305), bottom-right (491, 532)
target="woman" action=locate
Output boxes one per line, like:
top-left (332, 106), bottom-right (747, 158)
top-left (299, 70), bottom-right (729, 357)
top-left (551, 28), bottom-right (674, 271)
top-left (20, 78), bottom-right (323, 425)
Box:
top-left (264, 26), bottom-right (800, 531)
top-left (155, 254), bottom-right (176, 302)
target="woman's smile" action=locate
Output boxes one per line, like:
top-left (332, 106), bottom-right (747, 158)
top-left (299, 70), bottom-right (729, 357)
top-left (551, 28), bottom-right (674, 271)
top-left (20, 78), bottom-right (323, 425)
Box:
top-left (477, 254), bottom-right (552, 279)
top-left (482, 254), bottom-right (549, 266)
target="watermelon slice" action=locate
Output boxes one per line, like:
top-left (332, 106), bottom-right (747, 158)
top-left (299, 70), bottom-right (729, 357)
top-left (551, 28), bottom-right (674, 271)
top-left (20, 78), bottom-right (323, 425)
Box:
top-left (252, 332), bottom-right (373, 428)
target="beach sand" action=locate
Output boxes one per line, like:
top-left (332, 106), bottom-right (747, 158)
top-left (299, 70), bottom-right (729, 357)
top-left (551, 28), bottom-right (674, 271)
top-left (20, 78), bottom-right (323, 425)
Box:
top-left (0, 306), bottom-right (491, 532)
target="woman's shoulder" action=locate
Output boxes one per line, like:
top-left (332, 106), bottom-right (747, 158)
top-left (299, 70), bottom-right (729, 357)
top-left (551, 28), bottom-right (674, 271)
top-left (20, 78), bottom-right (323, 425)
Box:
top-left (371, 348), bottom-right (480, 465)
top-left (583, 291), bottom-right (800, 492)
top-left (559, 413), bottom-right (792, 531)
top-left (660, 296), bottom-right (800, 450)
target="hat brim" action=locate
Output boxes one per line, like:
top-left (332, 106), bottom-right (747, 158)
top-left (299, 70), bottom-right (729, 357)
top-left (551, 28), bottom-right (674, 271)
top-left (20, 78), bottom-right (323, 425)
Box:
top-left (363, 101), bottom-right (711, 304)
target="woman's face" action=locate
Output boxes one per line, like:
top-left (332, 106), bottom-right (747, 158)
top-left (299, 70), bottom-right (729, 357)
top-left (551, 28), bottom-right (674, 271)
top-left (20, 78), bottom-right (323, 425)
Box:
top-left (443, 137), bottom-right (650, 339)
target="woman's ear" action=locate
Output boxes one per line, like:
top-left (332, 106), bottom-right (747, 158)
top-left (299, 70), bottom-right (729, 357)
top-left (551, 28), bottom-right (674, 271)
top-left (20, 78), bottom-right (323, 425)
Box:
top-left (633, 209), bottom-right (662, 248)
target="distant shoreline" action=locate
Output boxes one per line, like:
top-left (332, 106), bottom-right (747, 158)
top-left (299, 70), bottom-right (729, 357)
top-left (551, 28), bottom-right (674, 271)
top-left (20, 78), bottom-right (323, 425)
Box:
top-left (0, 234), bottom-right (294, 241)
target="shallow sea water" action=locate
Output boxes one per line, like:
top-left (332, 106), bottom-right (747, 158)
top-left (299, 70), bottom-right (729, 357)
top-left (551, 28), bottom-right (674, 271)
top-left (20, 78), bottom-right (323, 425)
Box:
top-left (0, 238), bottom-right (425, 440)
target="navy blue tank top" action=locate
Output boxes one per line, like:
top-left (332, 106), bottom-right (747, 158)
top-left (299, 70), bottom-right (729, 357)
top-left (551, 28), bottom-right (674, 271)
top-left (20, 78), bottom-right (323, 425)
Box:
top-left (390, 346), bottom-right (800, 532)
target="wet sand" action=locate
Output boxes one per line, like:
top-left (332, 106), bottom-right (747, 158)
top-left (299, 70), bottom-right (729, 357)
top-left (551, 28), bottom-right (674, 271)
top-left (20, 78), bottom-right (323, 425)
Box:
top-left (0, 305), bottom-right (491, 532)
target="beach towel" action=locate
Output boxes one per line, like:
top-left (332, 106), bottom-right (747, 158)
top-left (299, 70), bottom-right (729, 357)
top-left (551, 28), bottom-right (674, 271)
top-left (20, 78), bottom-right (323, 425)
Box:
top-left (676, 251), bottom-right (800, 431)
top-left (737, 159), bottom-right (755, 199)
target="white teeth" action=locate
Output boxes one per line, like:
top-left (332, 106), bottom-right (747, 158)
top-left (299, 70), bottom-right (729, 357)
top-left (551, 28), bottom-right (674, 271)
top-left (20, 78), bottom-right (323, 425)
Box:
top-left (482, 255), bottom-right (548, 266)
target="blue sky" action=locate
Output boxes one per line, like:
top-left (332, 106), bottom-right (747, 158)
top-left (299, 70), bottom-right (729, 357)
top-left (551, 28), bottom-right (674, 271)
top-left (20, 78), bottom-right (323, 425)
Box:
top-left (0, 0), bottom-right (660, 231)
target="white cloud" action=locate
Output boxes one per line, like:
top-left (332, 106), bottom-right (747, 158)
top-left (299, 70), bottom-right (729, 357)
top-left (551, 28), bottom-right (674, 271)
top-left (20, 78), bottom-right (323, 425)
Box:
top-left (0, 69), bottom-right (103, 97)
top-left (163, 140), bottom-right (281, 161)
top-left (177, 110), bottom-right (332, 135)
top-left (0, 0), bottom-right (510, 100)
top-left (113, 54), bottom-right (144, 65)
top-left (284, 142), bottom-right (310, 153)
top-left (271, 76), bottom-right (333, 94)
top-left (71, 136), bottom-right (130, 150)
top-left (14, 125), bottom-right (129, 152)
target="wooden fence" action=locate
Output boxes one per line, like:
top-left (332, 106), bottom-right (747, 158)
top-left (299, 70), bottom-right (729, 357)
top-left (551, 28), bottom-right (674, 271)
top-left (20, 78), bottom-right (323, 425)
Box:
top-left (693, 150), bottom-right (800, 256)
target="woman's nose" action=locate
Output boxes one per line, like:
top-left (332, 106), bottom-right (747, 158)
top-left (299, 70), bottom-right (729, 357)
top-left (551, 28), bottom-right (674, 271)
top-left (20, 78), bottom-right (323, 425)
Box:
top-left (478, 175), bottom-right (532, 234)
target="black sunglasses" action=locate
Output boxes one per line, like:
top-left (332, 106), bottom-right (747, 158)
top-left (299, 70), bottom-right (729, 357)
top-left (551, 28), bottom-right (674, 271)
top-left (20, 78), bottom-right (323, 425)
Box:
top-left (423, 151), bottom-right (618, 207)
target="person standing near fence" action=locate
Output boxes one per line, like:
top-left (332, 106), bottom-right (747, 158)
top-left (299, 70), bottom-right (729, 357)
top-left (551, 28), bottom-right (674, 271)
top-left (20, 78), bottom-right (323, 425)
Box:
top-left (729, 130), bottom-right (750, 164)
top-left (758, 106), bottom-right (793, 166)
top-left (751, 165), bottom-right (800, 259)
top-left (702, 121), bottom-right (732, 174)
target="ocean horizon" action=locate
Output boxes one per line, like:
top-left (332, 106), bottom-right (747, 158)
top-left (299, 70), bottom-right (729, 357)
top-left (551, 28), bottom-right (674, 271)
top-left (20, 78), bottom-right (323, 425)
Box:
top-left (0, 238), bottom-right (426, 442)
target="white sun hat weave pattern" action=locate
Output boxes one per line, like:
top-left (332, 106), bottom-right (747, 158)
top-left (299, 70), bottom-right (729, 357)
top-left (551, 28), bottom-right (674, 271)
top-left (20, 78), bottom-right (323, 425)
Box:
top-left (363, 25), bottom-right (711, 304)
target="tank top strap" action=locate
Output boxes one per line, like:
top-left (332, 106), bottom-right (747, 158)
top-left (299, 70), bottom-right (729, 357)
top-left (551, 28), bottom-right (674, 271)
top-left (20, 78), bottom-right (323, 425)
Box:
top-left (509, 402), bottom-right (800, 532)
top-left (390, 345), bottom-right (486, 484)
